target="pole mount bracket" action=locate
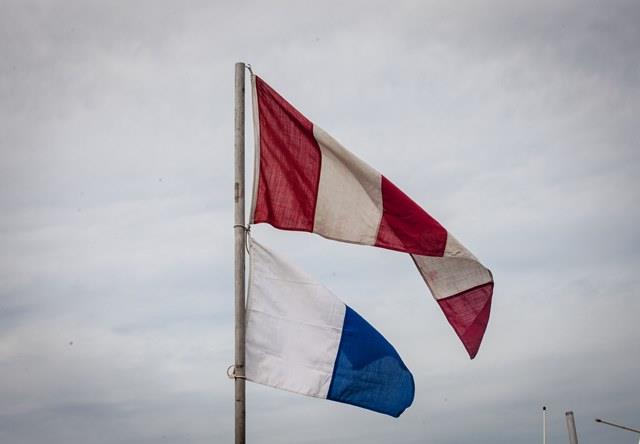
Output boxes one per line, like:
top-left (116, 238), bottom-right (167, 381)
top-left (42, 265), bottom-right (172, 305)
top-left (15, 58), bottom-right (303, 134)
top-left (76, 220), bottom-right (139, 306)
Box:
top-left (227, 365), bottom-right (246, 380)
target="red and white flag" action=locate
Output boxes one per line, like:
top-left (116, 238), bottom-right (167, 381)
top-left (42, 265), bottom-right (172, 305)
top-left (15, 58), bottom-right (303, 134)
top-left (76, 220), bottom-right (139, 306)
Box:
top-left (249, 75), bottom-right (494, 359)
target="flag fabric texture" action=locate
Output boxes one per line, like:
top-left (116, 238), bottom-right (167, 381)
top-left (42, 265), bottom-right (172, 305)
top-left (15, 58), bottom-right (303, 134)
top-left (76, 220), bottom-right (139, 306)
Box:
top-left (245, 238), bottom-right (415, 417)
top-left (250, 74), bottom-right (494, 359)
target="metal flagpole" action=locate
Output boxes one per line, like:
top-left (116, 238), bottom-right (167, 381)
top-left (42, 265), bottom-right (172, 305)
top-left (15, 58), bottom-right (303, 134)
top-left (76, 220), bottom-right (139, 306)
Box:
top-left (233, 61), bottom-right (246, 444)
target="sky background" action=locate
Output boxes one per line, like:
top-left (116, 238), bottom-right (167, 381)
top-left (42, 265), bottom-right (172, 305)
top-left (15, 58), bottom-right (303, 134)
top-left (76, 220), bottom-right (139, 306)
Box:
top-left (1, 0), bottom-right (639, 443)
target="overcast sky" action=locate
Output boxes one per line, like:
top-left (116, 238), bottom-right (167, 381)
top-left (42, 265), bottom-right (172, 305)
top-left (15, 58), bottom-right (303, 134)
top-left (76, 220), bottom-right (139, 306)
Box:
top-left (1, 1), bottom-right (639, 443)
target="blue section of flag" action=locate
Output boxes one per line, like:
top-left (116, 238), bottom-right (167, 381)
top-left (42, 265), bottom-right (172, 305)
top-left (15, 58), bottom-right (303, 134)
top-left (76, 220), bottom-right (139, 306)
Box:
top-left (327, 306), bottom-right (415, 417)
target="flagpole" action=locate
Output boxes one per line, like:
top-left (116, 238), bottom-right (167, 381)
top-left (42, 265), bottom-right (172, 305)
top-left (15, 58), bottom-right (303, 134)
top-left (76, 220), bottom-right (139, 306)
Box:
top-left (233, 61), bottom-right (246, 444)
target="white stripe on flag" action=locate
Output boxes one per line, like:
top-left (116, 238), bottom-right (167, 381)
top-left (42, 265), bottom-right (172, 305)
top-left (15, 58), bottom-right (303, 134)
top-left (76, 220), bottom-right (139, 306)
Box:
top-left (313, 126), bottom-right (383, 245)
top-left (413, 235), bottom-right (492, 299)
top-left (245, 238), bottom-right (345, 398)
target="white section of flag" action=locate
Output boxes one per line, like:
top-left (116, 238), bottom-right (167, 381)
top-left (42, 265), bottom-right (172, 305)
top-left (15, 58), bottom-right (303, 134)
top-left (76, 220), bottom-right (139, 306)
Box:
top-left (245, 238), bottom-right (345, 399)
top-left (313, 126), bottom-right (383, 245)
top-left (413, 235), bottom-right (493, 300)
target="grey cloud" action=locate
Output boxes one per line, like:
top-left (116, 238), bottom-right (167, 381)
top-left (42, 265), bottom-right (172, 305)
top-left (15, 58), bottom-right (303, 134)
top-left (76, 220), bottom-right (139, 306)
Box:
top-left (1, 0), bottom-right (639, 443)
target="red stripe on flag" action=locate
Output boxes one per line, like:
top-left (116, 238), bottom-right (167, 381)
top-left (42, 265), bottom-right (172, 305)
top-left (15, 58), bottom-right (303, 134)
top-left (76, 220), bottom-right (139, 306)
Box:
top-left (375, 176), bottom-right (447, 256)
top-left (437, 282), bottom-right (493, 359)
top-left (253, 77), bottom-right (321, 231)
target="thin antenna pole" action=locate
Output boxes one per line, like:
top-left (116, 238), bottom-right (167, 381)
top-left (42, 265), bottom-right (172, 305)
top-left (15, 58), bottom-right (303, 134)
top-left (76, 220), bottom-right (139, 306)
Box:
top-left (233, 62), bottom-right (246, 444)
top-left (543, 406), bottom-right (547, 444)
top-left (565, 411), bottom-right (579, 444)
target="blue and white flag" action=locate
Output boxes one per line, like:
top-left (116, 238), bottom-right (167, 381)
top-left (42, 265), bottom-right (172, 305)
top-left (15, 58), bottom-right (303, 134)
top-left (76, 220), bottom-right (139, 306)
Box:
top-left (245, 238), bottom-right (415, 417)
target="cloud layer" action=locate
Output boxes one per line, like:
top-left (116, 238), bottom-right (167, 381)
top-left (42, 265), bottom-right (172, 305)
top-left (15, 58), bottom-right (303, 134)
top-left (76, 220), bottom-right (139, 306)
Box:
top-left (1, 1), bottom-right (638, 442)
